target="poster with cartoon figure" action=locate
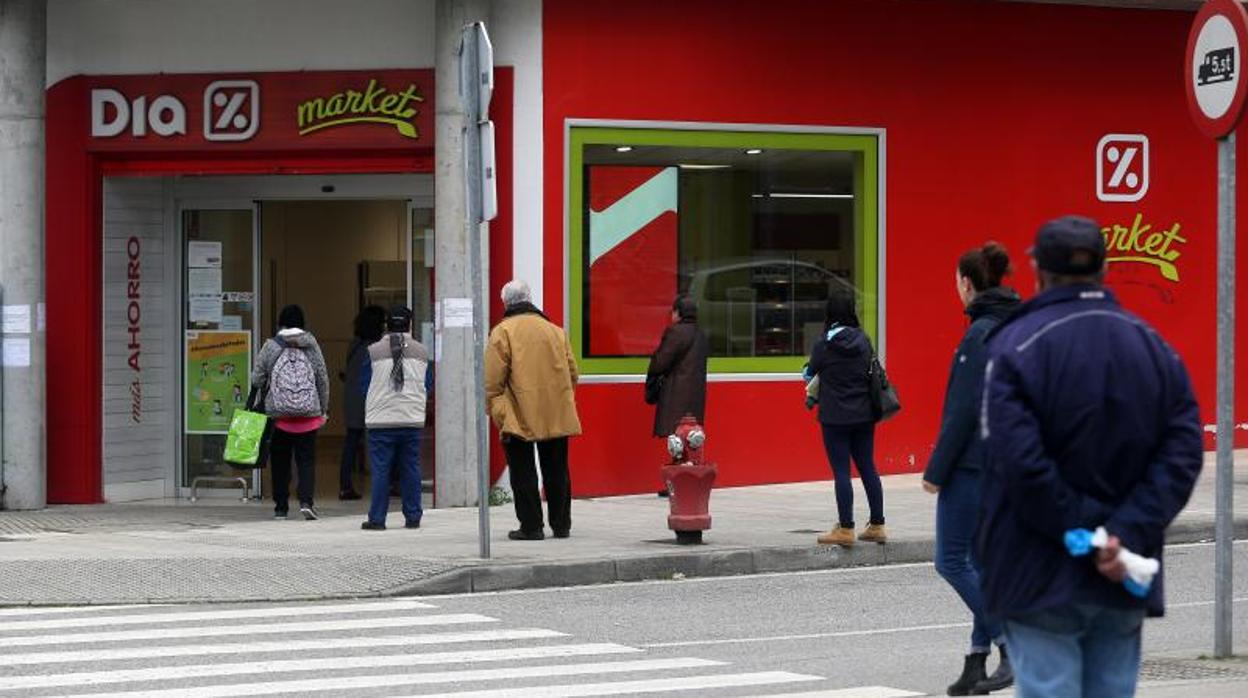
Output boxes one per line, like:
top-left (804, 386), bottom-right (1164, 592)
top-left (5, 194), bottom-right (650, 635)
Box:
top-left (185, 330), bottom-right (251, 434)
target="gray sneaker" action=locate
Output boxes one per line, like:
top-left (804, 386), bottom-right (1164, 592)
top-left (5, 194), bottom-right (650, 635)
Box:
top-left (299, 505), bottom-right (319, 521)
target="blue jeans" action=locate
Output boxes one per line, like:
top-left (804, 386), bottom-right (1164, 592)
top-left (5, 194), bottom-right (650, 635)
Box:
top-left (820, 423), bottom-right (884, 527)
top-left (935, 469), bottom-right (1002, 652)
top-left (366, 428), bottom-right (423, 526)
top-left (1004, 604), bottom-right (1145, 698)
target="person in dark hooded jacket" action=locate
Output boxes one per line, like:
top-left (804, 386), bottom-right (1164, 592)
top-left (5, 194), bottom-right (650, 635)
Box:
top-left (646, 296), bottom-right (710, 438)
top-left (922, 242), bottom-right (1020, 695)
top-left (805, 291), bottom-right (885, 547)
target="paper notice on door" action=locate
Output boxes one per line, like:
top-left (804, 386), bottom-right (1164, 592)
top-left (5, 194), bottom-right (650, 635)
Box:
top-left (443, 298), bottom-right (474, 328)
top-left (188, 241), bottom-right (223, 268)
top-left (2, 337), bottom-right (30, 366)
top-left (2, 304), bottom-right (31, 334)
top-left (188, 268), bottom-right (222, 298)
top-left (221, 315), bottom-right (243, 331)
top-left (189, 297), bottom-right (224, 324)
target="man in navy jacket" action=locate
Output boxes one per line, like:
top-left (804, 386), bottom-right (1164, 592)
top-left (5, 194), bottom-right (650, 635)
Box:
top-left (978, 216), bottom-right (1202, 698)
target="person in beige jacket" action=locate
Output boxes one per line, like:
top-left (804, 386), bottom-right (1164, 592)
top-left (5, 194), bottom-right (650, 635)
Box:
top-left (485, 279), bottom-right (581, 541)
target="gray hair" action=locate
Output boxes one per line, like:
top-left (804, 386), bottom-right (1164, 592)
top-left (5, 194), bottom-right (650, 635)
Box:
top-left (500, 279), bottom-right (531, 308)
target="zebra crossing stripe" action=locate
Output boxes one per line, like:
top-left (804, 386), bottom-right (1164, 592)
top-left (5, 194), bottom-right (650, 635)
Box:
top-left (0, 598), bottom-right (434, 632)
top-left (736, 688), bottom-right (924, 698)
top-left (63, 657), bottom-right (724, 698)
top-left (0, 614), bottom-right (495, 648)
top-left (0, 643), bottom-right (644, 690)
top-left (0, 604), bottom-right (171, 618)
top-left (404, 671), bottom-right (825, 697)
top-left (0, 628), bottom-right (566, 667)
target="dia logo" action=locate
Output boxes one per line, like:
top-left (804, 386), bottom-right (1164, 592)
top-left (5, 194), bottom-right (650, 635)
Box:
top-left (91, 89), bottom-right (186, 138)
top-left (1097, 134), bottom-right (1150, 203)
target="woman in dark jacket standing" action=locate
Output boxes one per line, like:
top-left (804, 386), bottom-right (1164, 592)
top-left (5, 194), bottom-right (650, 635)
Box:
top-left (647, 297), bottom-right (710, 438)
top-left (807, 292), bottom-right (885, 547)
top-left (338, 305), bottom-right (386, 500)
top-left (922, 242), bottom-right (1019, 696)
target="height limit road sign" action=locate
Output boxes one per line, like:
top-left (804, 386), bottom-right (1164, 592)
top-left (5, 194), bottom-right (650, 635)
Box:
top-left (1186, 0), bottom-right (1248, 138)
top-left (1185, 0), bottom-right (1244, 661)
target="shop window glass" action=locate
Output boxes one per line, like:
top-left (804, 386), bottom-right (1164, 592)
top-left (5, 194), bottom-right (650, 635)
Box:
top-left (569, 127), bottom-right (879, 374)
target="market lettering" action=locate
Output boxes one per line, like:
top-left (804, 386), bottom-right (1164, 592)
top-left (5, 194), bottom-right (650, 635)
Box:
top-left (296, 79), bottom-right (423, 139)
top-left (126, 236), bottom-right (142, 423)
top-left (1100, 213), bottom-right (1186, 282)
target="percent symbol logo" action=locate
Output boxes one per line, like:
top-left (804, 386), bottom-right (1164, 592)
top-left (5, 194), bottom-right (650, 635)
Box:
top-left (1097, 134), bottom-right (1150, 203)
top-left (203, 80), bottom-right (260, 142)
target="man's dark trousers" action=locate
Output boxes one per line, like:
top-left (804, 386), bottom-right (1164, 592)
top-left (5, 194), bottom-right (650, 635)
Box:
top-left (504, 436), bottom-right (571, 534)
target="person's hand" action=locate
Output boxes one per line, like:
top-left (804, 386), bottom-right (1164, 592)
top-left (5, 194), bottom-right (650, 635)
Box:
top-left (922, 480), bottom-right (940, 494)
top-left (1096, 534), bottom-right (1127, 583)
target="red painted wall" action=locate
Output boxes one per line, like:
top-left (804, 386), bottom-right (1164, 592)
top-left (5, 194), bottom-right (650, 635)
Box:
top-left (544, 0), bottom-right (1241, 498)
top-left (45, 69), bottom-right (515, 503)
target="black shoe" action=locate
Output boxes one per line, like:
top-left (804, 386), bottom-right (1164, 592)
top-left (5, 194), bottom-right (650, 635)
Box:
top-left (300, 504), bottom-right (319, 521)
top-left (947, 652), bottom-right (988, 696)
top-left (552, 529), bottom-right (570, 539)
top-left (657, 489), bottom-right (670, 498)
top-left (972, 646), bottom-right (1014, 694)
top-left (338, 489), bottom-right (362, 501)
top-left (405, 520), bottom-right (421, 529)
top-left (274, 510), bottom-right (288, 520)
top-left (361, 521), bottom-right (386, 531)
top-left (508, 529), bottom-right (545, 541)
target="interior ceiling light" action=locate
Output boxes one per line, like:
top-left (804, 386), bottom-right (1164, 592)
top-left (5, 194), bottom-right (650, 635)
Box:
top-left (678, 164), bottom-right (732, 170)
top-left (615, 146), bottom-right (633, 153)
top-left (744, 148), bottom-right (764, 155)
top-left (767, 192), bottom-right (854, 199)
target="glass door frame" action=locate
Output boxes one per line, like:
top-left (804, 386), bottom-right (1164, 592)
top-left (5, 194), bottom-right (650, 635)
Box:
top-left (174, 199), bottom-right (262, 500)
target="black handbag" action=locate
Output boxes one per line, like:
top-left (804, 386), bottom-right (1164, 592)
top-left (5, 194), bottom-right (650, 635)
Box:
top-left (868, 355), bottom-right (901, 422)
top-left (644, 374), bottom-right (663, 405)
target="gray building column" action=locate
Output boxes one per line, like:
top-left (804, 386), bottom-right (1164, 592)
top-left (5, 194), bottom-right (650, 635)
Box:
top-left (434, 0), bottom-right (491, 507)
top-left (0, 0), bottom-right (47, 510)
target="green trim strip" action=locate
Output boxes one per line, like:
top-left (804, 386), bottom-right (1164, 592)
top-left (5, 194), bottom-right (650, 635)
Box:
top-left (569, 126), bottom-right (880, 375)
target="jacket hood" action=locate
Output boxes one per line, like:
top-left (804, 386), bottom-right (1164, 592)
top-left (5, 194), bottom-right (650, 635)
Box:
top-left (276, 328), bottom-right (315, 348)
top-left (502, 301), bottom-right (549, 321)
top-left (966, 286), bottom-right (1021, 323)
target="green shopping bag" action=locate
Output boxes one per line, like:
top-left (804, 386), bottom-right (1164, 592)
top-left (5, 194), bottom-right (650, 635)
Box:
top-left (224, 409), bottom-right (272, 468)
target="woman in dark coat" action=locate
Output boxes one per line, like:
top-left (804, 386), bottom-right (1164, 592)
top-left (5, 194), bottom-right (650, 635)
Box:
top-left (806, 291), bottom-right (885, 547)
top-left (337, 305), bottom-right (386, 500)
top-left (922, 242), bottom-right (1019, 695)
top-left (646, 296), bottom-right (710, 438)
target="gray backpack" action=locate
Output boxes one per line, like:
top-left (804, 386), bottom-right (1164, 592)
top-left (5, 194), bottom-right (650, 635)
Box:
top-left (267, 338), bottom-right (320, 417)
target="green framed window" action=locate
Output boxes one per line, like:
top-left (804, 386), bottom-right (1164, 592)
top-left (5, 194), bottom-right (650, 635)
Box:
top-left (569, 125), bottom-right (879, 375)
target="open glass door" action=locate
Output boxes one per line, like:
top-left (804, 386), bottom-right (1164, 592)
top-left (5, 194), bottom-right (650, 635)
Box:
top-left (180, 205), bottom-right (260, 498)
top-left (410, 204), bottom-right (435, 492)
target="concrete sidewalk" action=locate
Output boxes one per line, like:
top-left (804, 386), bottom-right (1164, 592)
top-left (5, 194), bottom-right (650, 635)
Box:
top-left (0, 456), bottom-right (1244, 606)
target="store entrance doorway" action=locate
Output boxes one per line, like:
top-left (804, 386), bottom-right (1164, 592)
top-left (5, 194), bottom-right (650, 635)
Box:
top-left (176, 175), bottom-right (434, 503)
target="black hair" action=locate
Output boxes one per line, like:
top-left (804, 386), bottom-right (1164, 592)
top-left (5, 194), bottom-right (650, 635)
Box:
top-left (387, 305), bottom-right (413, 333)
top-left (354, 305), bottom-right (387, 343)
top-left (278, 304), bottom-right (305, 330)
top-left (957, 241), bottom-right (1012, 292)
top-left (672, 296), bottom-right (697, 321)
top-left (824, 291), bottom-right (860, 329)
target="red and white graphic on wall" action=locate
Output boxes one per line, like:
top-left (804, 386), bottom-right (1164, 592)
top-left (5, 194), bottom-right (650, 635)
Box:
top-left (1097, 134), bottom-right (1149, 203)
top-left (587, 166), bottom-right (678, 356)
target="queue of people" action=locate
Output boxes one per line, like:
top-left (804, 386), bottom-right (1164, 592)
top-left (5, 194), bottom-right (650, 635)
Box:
top-left (245, 214), bottom-right (1202, 698)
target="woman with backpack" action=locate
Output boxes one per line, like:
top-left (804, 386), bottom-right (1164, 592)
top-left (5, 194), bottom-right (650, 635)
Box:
top-left (252, 304), bottom-right (330, 521)
top-left (338, 305), bottom-right (386, 500)
top-left (806, 291), bottom-right (885, 547)
top-left (922, 243), bottom-right (1019, 695)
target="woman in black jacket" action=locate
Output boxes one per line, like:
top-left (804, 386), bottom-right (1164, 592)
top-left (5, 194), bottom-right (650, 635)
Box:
top-left (646, 297), bottom-right (710, 497)
top-left (338, 305), bottom-right (385, 500)
top-left (923, 242), bottom-right (1019, 695)
top-left (807, 292), bottom-right (885, 547)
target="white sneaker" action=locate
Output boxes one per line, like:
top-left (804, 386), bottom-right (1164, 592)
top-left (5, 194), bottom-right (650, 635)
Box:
top-left (300, 505), bottom-right (319, 521)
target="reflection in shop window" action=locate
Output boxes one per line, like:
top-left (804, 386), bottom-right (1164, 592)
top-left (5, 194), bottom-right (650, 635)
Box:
top-left (577, 135), bottom-right (875, 369)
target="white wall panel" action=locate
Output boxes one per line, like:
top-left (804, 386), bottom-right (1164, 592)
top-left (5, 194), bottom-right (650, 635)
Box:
top-left (101, 176), bottom-right (174, 498)
top-left (48, 0), bottom-right (436, 86)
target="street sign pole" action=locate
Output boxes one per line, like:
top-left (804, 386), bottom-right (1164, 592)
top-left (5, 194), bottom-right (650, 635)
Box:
top-left (459, 21), bottom-right (496, 560)
top-left (1215, 131), bottom-right (1235, 659)
top-left (1186, 0), bottom-right (1246, 660)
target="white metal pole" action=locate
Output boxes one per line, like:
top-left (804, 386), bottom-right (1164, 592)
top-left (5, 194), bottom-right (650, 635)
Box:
top-left (1214, 132), bottom-right (1235, 659)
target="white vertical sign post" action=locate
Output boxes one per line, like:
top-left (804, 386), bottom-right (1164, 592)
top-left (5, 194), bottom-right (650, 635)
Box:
top-left (1185, 0), bottom-right (1247, 660)
top-left (460, 21), bottom-right (497, 559)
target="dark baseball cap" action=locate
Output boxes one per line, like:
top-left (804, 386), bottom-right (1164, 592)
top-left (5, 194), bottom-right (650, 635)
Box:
top-left (387, 305), bottom-right (413, 329)
top-left (1029, 215), bottom-right (1106, 275)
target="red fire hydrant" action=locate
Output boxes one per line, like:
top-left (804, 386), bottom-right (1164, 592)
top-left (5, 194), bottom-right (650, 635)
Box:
top-left (660, 414), bottom-right (717, 544)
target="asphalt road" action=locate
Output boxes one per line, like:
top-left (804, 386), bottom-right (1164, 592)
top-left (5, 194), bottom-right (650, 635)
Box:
top-left (0, 541), bottom-right (1244, 697)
